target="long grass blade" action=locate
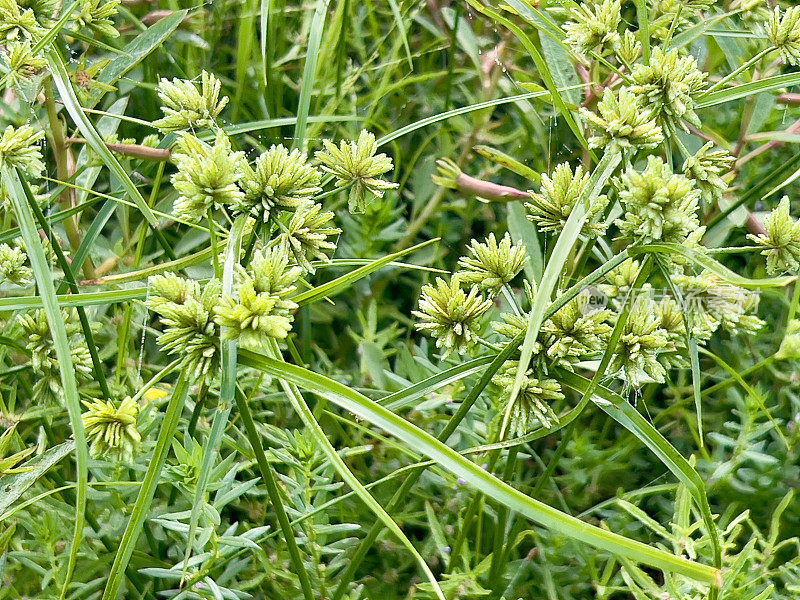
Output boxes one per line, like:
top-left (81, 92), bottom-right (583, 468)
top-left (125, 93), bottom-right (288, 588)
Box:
top-left (292, 238), bottom-right (439, 305)
top-left (293, 0), bottom-right (327, 149)
top-left (102, 375), bottom-right (190, 600)
top-left (3, 167), bottom-right (88, 600)
top-left (239, 349), bottom-right (722, 586)
top-left (265, 340), bottom-right (446, 600)
top-left (557, 369), bottom-right (722, 570)
top-left (632, 243), bottom-right (795, 288)
top-left (0, 288), bottom-right (147, 312)
top-left (181, 216), bottom-right (247, 582)
top-left (504, 151), bottom-right (621, 437)
top-left (387, 0), bottom-right (413, 69)
top-left (698, 72), bottom-right (800, 108)
top-left (376, 88), bottom-right (581, 147)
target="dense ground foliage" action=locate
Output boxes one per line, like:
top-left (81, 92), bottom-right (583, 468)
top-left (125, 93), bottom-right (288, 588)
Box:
top-left (2, 0), bottom-right (800, 598)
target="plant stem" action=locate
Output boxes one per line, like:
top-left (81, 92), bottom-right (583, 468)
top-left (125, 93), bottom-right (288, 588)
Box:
top-left (43, 79), bottom-right (95, 278)
top-left (234, 386), bottom-right (315, 600)
top-left (702, 47), bottom-right (772, 97)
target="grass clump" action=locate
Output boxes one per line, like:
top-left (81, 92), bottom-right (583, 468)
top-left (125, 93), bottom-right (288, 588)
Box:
top-left (2, 1), bottom-right (800, 599)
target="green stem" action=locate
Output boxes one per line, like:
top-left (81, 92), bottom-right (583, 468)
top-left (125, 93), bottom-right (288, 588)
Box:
top-left (488, 445), bottom-right (518, 583)
top-left (116, 161), bottom-right (167, 386)
top-left (703, 47), bottom-right (772, 97)
top-left (788, 278), bottom-right (800, 323)
top-left (234, 386), bottom-right (315, 600)
top-left (701, 355), bottom-right (776, 398)
top-left (102, 375), bottom-right (190, 600)
top-left (19, 175), bottom-right (112, 402)
top-left (43, 79), bottom-right (93, 278)
top-left (208, 210), bottom-right (221, 278)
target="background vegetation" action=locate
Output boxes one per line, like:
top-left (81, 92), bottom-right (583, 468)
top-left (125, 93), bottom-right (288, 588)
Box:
top-left (2, 0), bottom-right (800, 599)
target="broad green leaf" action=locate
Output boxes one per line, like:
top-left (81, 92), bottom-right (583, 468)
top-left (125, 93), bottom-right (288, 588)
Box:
top-left (507, 200), bottom-right (543, 284)
top-left (670, 12), bottom-right (733, 49)
top-left (473, 145), bottom-right (540, 182)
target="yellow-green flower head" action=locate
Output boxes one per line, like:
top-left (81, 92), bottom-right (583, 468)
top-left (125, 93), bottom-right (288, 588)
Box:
top-left (673, 271), bottom-right (764, 339)
top-left (581, 87), bottom-right (664, 150)
top-left (683, 142), bottom-right (734, 205)
top-left (277, 201), bottom-right (341, 273)
top-left (768, 6), bottom-right (800, 66)
top-left (777, 319), bottom-right (800, 361)
top-left (171, 132), bottom-right (245, 223)
top-left (247, 244), bottom-right (302, 310)
top-left (315, 130), bottom-right (399, 214)
top-left (0, 0), bottom-right (44, 41)
top-left (563, 0), bottom-right (621, 56)
top-left (526, 162), bottom-right (609, 236)
top-left (541, 293), bottom-right (612, 361)
top-left (616, 30), bottom-right (642, 66)
top-left (154, 70), bottom-right (229, 133)
top-left (0, 124), bottom-right (45, 179)
top-left (493, 361), bottom-right (563, 435)
top-left (0, 242), bottom-right (32, 285)
top-left (599, 258), bottom-right (642, 302)
top-left (615, 156), bottom-right (702, 245)
top-left (17, 0), bottom-right (58, 26)
top-left (82, 396), bottom-right (141, 462)
top-left (72, 0), bottom-right (120, 39)
top-left (413, 277), bottom-right (492, 357)
top-left (146, 275), bottom-right (222, 382)
top-left (630, 47), bottom-right (707, 131)
top-left (213, 245), bottom-right (301, 349)
top-left (456, 233), bottom-right (527, 293)
top-left (1, 40), bottom-right (47, 89)
top-left (18, 309), bottom-right (93, 403)
top-left (147, 271), bottom-right (195, 306)
top-left (748, 196), bottom-right (800, 274)
top-left (655, 296), bottom-right (689, 369)
top-left (610, 294), bottom-right (671, 387)
top-left (237, 145), bottom-right (322, 221)
top-left (494, 295), bottom-right (611, 370)
top-left (215, 278), bottom-right (294, 348)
